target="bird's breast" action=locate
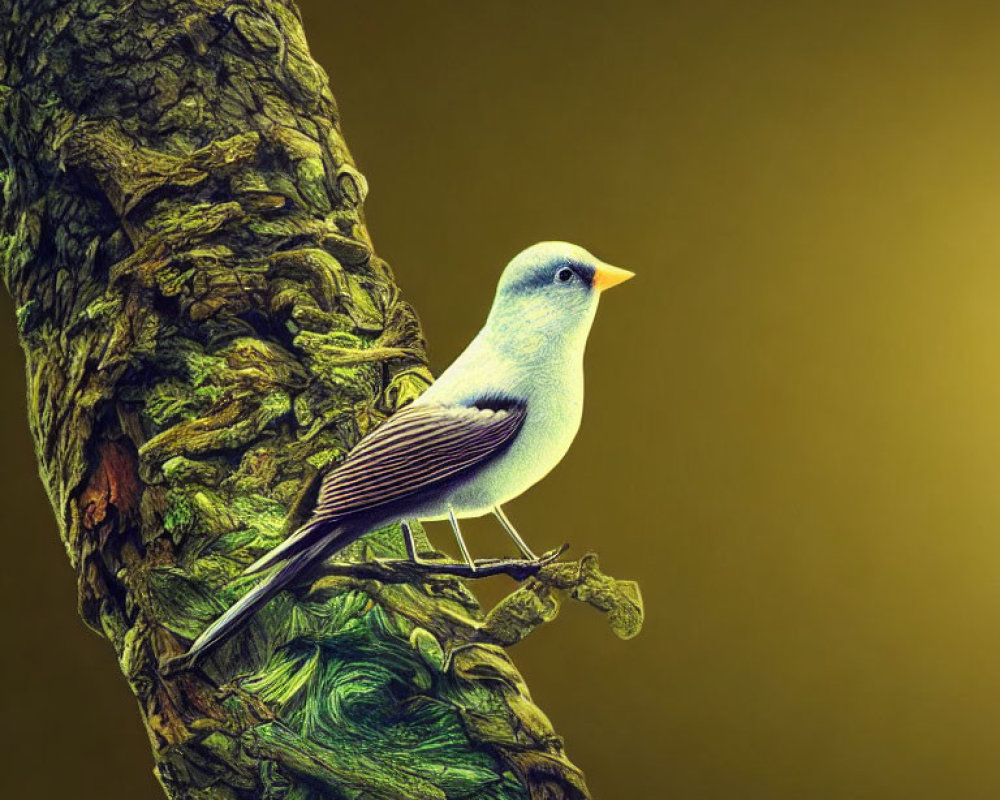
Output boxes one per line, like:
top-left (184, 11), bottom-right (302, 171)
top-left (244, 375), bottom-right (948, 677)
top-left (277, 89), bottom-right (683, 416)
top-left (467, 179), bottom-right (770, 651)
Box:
top-left (443, 361), bottom-right (585, 516)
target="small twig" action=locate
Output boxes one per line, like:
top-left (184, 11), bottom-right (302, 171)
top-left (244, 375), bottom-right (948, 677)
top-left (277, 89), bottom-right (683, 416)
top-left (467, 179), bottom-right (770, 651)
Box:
top-left (314, 544), bottom-right (570, 583)
top-left (478, 552), bottom-right (646, 646)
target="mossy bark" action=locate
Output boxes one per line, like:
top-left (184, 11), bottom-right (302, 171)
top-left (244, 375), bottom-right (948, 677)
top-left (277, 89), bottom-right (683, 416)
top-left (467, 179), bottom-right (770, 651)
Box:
top-left (0, 3), bottom-right (642, 799)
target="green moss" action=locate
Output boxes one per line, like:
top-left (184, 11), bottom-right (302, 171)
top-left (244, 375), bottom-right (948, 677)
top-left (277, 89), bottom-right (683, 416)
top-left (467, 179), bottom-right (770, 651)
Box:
top-left (146, 380), bottom-right (202, 426)
top-left (163, 490), bottom-right (195, 536)
top-left (15, 298), bottom-right (38, 334)
top-left (147, 566), bottom-right (225, 638)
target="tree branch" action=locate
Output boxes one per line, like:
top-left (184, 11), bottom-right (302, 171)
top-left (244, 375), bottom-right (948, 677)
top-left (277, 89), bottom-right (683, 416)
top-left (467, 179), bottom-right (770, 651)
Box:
top-left (318, 545), bottom-right (571, 582)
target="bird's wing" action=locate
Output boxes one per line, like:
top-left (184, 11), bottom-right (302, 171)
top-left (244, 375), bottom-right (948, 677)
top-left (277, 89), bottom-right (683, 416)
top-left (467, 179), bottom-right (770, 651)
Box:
top-left (243, 398), bottom-right (527, 575)
top-left (316, 397), bottom-right (527, 518)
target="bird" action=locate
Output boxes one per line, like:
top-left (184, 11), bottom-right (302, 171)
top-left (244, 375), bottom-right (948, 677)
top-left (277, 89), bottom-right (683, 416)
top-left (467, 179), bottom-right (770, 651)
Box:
top-left (182, 241), bottom-right (634, 663)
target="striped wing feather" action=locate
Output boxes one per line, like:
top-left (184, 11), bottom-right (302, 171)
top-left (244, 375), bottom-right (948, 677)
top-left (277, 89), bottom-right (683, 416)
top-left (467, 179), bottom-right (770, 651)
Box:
top-left (242, 399), bottom-right (527, 576)
top-left (314, 399), bottom-right (527, 521)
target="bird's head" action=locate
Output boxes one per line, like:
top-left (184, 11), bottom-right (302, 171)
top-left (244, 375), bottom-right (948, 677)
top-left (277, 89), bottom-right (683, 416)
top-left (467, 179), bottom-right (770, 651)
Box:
top-left (487, 241), bottom-right (634, 356)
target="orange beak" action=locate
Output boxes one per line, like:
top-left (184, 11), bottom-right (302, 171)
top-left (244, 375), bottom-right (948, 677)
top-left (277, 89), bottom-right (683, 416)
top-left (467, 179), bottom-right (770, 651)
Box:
top-left (592, 262), bottom-right (636, 292)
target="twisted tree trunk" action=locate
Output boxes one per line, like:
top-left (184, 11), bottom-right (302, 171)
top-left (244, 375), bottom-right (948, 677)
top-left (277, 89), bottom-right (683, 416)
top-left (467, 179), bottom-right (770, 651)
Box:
top-left (0, 2), bottom-right (642, 798)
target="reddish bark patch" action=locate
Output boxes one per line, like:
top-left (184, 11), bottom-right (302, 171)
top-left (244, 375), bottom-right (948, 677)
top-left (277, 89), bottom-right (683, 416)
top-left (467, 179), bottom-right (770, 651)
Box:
top-left (79, 439), bottom-right (141, 532)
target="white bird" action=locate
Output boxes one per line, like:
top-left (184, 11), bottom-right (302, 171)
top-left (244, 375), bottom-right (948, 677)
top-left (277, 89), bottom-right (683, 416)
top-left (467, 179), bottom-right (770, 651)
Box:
top-left (184, 241), bottom-right (634, 662)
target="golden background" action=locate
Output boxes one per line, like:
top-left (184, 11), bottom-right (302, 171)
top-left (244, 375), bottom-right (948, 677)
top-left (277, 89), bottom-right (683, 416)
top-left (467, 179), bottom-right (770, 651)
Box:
top-left (4, 1), bottom-right (1000, 797)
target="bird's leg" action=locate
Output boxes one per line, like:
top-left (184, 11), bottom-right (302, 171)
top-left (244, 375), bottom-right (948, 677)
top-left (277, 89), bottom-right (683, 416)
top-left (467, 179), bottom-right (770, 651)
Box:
top-left (447, 508), bottom-right (476, 571)
top-left (401, 520), bottom-right (420, 563)
top-left (492, 505), bottom-right (539, 561)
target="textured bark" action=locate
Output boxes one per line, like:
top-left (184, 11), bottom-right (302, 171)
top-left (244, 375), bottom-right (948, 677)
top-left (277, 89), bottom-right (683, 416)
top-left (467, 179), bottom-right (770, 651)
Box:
top-left (0, 2), bottom-right (642, 799)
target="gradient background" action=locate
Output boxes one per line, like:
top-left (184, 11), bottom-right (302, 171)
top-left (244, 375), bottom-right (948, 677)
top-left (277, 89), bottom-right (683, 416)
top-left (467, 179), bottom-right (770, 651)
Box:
top-left (5, 1), bottom-right (1000, 797)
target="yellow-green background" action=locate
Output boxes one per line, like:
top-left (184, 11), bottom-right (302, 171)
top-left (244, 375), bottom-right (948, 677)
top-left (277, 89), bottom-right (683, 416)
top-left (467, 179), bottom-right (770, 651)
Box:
top-left (5, 1), bottom-right (1000, 797)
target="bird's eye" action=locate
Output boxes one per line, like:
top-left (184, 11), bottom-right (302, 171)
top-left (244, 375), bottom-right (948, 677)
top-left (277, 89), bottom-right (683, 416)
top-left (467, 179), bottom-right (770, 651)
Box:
top-left (556, 267), bottom-right (575, 283)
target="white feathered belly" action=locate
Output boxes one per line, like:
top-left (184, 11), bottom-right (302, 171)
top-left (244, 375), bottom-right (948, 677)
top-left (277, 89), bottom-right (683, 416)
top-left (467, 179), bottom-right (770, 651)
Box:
top-left (414, 395), bottom-right (582, 521)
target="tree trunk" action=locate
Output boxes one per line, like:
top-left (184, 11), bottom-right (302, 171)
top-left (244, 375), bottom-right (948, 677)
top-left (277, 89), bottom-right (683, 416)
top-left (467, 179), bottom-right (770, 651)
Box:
top-left (0, 2), bottom-right (642, 798)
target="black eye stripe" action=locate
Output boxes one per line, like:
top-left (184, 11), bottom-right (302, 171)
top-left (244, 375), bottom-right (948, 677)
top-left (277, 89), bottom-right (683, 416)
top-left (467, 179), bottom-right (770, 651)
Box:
top-left (502, 261), bottom-right (596, 295)
top-left (570, 263), bottom-right (596, 286)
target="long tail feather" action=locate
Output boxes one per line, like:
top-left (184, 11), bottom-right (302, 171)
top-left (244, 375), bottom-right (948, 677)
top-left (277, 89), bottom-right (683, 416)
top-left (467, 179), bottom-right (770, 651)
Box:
top-left (243, 518), bottom-right (328, 576)
top-left (183, 537), bottom-right (330, 664)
